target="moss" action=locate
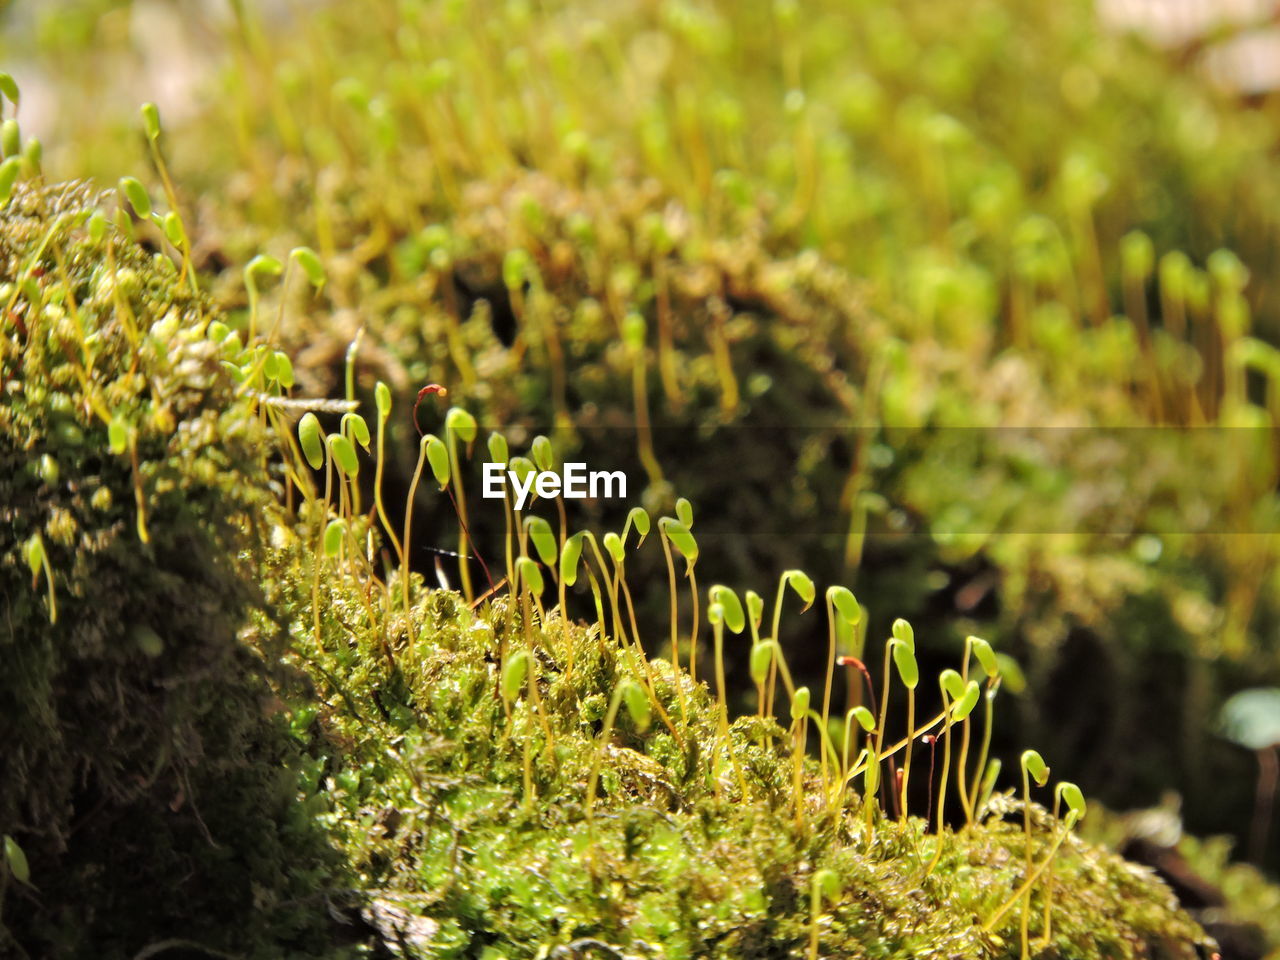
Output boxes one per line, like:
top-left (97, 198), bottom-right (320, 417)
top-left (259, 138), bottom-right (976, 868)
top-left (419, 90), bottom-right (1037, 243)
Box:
top-left (262, 519), bottom-right (1212, 958)
top-left (0, 180), bottom-right (337, 958)
top-left (12, 0), bottom-right (1280, 842)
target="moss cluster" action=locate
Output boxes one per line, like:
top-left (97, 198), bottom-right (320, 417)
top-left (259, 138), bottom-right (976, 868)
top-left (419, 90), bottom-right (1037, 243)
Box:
top-left (0, 180), bottom-right (336, 957)
top-left (8, 0), bottom-right (1280, 844)
top-left (261, 513), bottom-right (1212, 958)
top-left (19, 0), bottom-right (1274, 838)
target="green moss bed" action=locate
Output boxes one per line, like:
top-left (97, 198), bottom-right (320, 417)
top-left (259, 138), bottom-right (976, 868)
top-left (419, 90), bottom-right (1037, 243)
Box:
top-left (0, 175), bottom-right (1241, 959)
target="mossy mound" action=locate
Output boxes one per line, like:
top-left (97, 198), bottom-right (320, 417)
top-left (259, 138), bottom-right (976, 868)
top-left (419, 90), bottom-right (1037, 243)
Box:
top-left (261, 518), bottom-right (1212, 959)
top-left (0, 180), bottom-right (336, 957)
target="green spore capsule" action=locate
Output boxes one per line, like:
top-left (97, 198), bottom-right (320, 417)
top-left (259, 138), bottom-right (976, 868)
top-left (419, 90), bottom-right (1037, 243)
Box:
top-left (531, 434), bottom-right (554, 471)
top-left (516, 555), bottom-right (544, 595)
top-left (328, 434), bottom-right (359, 477)
top-left (851, 706), bottom-right (876, 732)
top-left (425, 435), bottom-right (450, 486)
top-left (119, 177), bottom-right (151, 219)
top-left (709, 585), bottom-right (745, 633)
top-left (1022, 749), bottom-right (1050, 786)
top-left (487, 432), bottom-right (509, 464)
top-left (790, 686), bottom-right (811, 722)
top-left (525, 516), bottom-right (556, 566)
top-left (622, 680), bottom-right (651, 731)
top-left (323, 519), bottom-right (345, 557)
top-left (892, 639), bottom-right (918, 689)
top-left (560, 532), bottom-right (584, 586)
top-left (290, 246), bottom-right (326, 289)
top-left (502, 650), bottom-right (529, 703)
top-left (298, 413), bottom-right (324, 470)
top-left (749, 641), bottom-right (775, 686)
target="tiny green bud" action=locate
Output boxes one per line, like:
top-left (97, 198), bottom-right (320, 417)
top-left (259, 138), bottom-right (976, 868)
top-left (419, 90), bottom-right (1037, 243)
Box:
top-left (891, 639), bottom-right (918, 689)
top-left (502, 650), bottom-right (529, 702)
top-left (969, 636), bottom-right (999, 678)
top-left (940, 668), bottom-right (966, 702)
top-left (119, 177), bottom-right (151, 219)
top-left (862, 747), bottom-right (880, 795)
top-left (207, 320), bottom-right (230, 344)
top-left (1120, 230), bottom-right (1154, 280)
top-left (298, 413), bottom-right (324, 470)
top-left (1208, 248), bottom-right (1249, 292)
top-left (140, 102), bottom-right (161, 140)
top-left (342, 412), bottom-right (371, 449)
top-left (891, 617), bottom-right (914, 650)
top-left (87, 210), bottom-right (107, 243)
top-left (675, 497), bottom-right (693, 527)
top-left (509, 456), bottom-right (535, 488)
top-left (273, 351), bottom-right (295, 389)
top-left (244, 254), bottom-right (283, 290)
top-left (162, 211), bottom-right (186, 248)
top-left (328, 433), bottom-right (359, 477)
top-left (516, 555), bottom-right (544, 595)
top-left (0, 73), bottom-right (19, 106)
top-left (502, 248), bottom-right (530, 290)
top-left (1057, 781), bottom-right (1087, 822)
top-left (781, 569), bottom-right (815, 609)
top-left (603, 531), bottom-right (624, 563)
top-left (108, 417), bottom-right (129, 455)
top-left (1022, 749), bottom-right (1049, 787)
top-left (37, 454), bottom-right (59, 485)
top-left (790, 686), bottom-right (811, 722)
top-left (813, 868), bottom-right (840, 902)
top-left (662, 518), bottom-right (698, 565)
top-left (525, 516), bottom-right (556, 566)
top-left (0, 157), bottom-right (18, 204)
top-left (625, 506), bottom-right (650, 543)
top-left (851, 705), bottom-right (876, 732)
top-left (622, 311), bottom-right (646, 349)
top-left (445, 406), bottom-right (477, 444)
top-left (827, 586), bottom-right (861, 624)
top-left (560, 532), bottom-right (585, 586)
top-left (1, 118), bottom-right (18, 159)
top-left (952, 681), bottom-right (981, 720)
top-left (746, 590), bottom-right (764, 627)
top-left (425, 435), bottom-right (450, 487)
top-left (622, 680), bottom-right (651, 731)
top-left (749, 641), bottom-right (775, 686)
top-left (132, 624), bottom-right (164, 658)
top-left (4, 834), bottom-right (30, 886)
top-left (21, 137), bottom-right (39, 173)
top-left (324, 519), bottom-right (345, 557)
top-left (487, 432), bottom-right (509, 465)
top-left (290, 246), bottom-right (326, 289)
top-left (375, 381), bottom-right (392, 418)
top-left (531, 434), bottom-right (553, 471)
top-left (23, 533), bottom-right (44, 580)
top-left (709, 585), bottom-right (745, 633)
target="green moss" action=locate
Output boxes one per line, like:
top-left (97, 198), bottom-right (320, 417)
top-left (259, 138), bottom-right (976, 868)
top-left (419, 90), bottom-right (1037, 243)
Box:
top-left (262, 516), bottom-right (1212, 958)
top-left (0, 180), bottom-right (337, 958)
top-left (12, 0), bottom-right (1280, 840)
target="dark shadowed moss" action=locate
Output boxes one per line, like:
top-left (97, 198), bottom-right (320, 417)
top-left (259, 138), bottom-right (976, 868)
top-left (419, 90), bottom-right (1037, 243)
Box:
top-left (0, 180), bottom-right (338, 958)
